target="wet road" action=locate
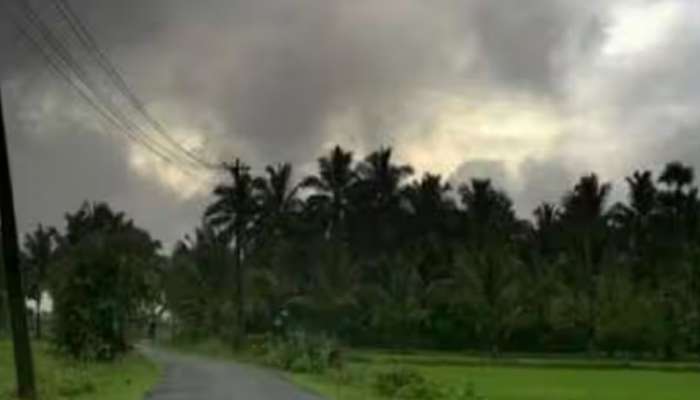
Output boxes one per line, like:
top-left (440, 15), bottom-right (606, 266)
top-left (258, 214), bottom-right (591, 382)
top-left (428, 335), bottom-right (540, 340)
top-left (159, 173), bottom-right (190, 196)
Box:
top-left (141, 346), bottom-right (323, 400)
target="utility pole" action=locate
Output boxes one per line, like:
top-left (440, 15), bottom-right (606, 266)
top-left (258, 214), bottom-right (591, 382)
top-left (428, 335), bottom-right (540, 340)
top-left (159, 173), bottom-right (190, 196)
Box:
top-left (0, 89), bottom-right (37, 399)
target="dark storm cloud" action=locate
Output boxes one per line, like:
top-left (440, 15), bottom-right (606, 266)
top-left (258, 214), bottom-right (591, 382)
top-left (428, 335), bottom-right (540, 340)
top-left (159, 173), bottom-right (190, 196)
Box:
top-left (2, 0), bottom-right (700, 245)
top-left (458, 0), bottom-right (601, 94)
top-left (2, 78), bottom-right (206, 248)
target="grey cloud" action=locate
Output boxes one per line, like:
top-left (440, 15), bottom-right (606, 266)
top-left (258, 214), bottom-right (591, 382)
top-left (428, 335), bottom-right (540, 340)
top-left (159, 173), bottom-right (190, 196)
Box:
top-left (449, 157), bottom-right (575, 217)
top-left (455, 0), bottom-right (606, 96)
top-left (3, 79), bottom-right (205, 248)
top-left (449, 159), bottom-right (513, 190)
top-left (515, 157), bottom-right (574, 216)
top-left (3, 0), bottom-right (700, 246)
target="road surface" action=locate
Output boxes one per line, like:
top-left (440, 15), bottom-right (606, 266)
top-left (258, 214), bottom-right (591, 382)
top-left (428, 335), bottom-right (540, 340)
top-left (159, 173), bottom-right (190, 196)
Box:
top-left (141, 346), bottom-right (323, 400)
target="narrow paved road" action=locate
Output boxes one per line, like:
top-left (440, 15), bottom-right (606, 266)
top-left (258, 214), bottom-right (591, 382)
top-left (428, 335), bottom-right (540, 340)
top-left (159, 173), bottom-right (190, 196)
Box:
top-left (141, 346), bottom-right (323, 400)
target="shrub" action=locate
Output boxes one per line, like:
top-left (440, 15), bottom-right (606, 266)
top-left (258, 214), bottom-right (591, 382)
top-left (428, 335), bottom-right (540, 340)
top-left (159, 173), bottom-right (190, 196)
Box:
top-left (442, 382), bottom-right (486, 400)
top-left (328, 365), bottom-right (367, 386)
top-left (261, 330), bottom-right (340, 373)
top-left (373, 367), bottom-right (437, 399)
top-left (396, 379), bottom-right (442, 400)
top-left (55, 368), bottom-right (97, 397)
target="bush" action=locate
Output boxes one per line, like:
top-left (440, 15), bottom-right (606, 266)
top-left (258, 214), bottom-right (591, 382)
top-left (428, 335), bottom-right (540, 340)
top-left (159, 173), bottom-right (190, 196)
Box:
top-left (261, 330), bottom-right (340, 373)
top-left (328, 365), bottom-right (368, 386)
top-left (373, 367), bottom-right (439, 399)
top-left (396, 379), bottom-right (442, 400)
top-left (56, 369), bottom-right (97, 397)
top-left (442, 382), bottom-right (486, 400)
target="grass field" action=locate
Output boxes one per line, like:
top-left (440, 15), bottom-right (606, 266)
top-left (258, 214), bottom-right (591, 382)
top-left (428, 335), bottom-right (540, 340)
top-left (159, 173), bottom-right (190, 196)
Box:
top-left (0, 340), bottom-right (160, 400)
top-left (291, 350), bottom-right (700, 400)
top-left (161, 339), bottom-right (700, 399)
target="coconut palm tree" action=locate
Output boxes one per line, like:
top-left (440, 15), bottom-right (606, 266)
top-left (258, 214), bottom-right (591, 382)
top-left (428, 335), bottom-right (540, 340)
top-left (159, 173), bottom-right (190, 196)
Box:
top-left (456, 179), bottom-right (522, 355)
top-left (255, 163), bottom-right (301, 236)
top-left (657, 162), bottom-right (699, 241)
top-left (356, 147), bottom-right (414, 210)
top-left (205, 159), bottom-right (260, 348)
top-left (403, 174), bottom-right (456, 286)
top-left (405, 173), bottom-right (454, 219)
top-left (460, 179), bottom-right (516, 247)
top-left (560, 173), bottom-right (612, 353)
top-left (352, 147), bottom-right (414, 256)
top-left (627, 170), bottom-right (658, 219)
top-left (302, 145), bottom-right (357, 240)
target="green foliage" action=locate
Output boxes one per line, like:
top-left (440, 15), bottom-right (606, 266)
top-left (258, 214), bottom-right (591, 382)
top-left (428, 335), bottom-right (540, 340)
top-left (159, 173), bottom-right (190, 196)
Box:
top-left (327, 364), bottom-right (368, 386)
top-left (0, 340), bottom-right (159, 400)
top-left (292, 349), bottom-right (700, 400)
top-left (261, 330), bottom-right (340, 373)
top-left (595, 271), bottom-right (666, 355)
top-left (372, 367), bottom-right (437, 399)
top-left (165, 227), bottom-right (236, 342)
top-left (22, 149), bottom-right (700, 364)
top-left (442, 382), bottom-right (485, 400)
top-left (160, 149), bottom-right (700, 358)
top-left (50, 202), bottom-right (161, 360)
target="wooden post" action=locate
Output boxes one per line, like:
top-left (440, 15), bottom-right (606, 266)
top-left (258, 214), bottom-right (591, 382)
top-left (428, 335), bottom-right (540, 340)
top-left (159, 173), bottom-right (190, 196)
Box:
top-left (0, 89), bottom-right (37, 399)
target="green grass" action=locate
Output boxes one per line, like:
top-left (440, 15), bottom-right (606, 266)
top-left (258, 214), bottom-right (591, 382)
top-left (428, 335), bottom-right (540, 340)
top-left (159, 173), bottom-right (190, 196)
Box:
top-left (159, 339), bottom-right (700, 399)
top-left (348, 349), bottom-right (700, 372)
top-left (290, 350), bottom-right (700, 400)
top-left (0, 340), bottom-right (160, 400)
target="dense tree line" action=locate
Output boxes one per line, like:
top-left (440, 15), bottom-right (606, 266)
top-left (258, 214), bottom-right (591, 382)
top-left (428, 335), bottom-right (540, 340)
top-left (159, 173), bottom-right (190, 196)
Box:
top-left (166, 146), bottom-right (700, 359)
top-left (2, 146), bottom-right (699, 361)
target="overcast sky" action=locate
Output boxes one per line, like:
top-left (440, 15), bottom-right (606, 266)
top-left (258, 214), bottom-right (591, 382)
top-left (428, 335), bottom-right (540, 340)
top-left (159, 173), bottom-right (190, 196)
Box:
top-left (2, 0), bottom-right (700, 248)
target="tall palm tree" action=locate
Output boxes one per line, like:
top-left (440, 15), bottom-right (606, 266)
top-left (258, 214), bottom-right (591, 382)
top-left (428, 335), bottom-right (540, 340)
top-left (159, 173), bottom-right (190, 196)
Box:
top-left (608, 171), bottom-right (659, 282)
top-left (302, 145), bottom-right (357, 240)
top-left (459, 179), bottom-right (516, 247)
top-left (352, 147), bottom-right (414, 254)
top-left (251, 163), bottom-right (303, 315)
top-left (561, 173), bottom-right (612, 353)
top-left (205, 159), bottom-right (260, 348)
top-left (23, 224), bottom-right (57, 339)
top-left (356, 147), bottom-right (414, 210)
top-left (562, 174), bottom-right (611, 225)
top-left (255, 163), bottom-right (301, 236)
top-left (532, 202), bottom-right (561, 260)
top-left (405, 173), bottom-right (454, 218)
top-left (658, 162), bottom-right (698, 239)
top-left (627, 170), bottom-right (657, 219)
top-left (456, 179), bottom-right (521, 355)
top-left (168, 221), bottom-right (234, 340)
top-left (404, 174), bottom-right (455, 284)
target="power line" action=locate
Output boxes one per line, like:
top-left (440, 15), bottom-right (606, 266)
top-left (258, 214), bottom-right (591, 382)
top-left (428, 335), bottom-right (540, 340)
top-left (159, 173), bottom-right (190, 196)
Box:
top-left (8, 0), bottom-right (210, 179)
top-left (10, 17), bottom-right (200, 178)
top-left (13, 0), bottom-right (188, 166)
top-left (51, 0), bottom-right (221, 171)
